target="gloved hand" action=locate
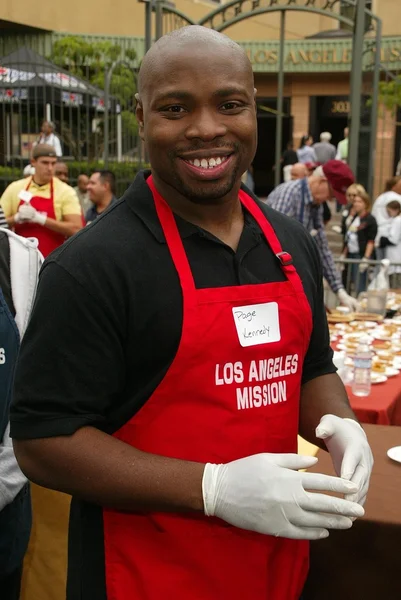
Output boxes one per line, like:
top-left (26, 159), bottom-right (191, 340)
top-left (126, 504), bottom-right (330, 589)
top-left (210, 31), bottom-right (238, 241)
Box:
top-left (14, 204), bottom-right (46, 226)
top-left (359, 258), bottom-right (370, 273)
top-left (14, 203), bottom-right (36, 223)
top-left (202, 453), bottom-right (364, 540)
top-left (316, 415), bottom-right (373, 506)
top-left (337, 288), bottom-right (358, 311)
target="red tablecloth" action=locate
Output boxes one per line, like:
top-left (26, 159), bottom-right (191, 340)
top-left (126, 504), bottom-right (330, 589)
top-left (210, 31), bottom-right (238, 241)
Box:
top-left (347, 374), bottom-right (401, 425)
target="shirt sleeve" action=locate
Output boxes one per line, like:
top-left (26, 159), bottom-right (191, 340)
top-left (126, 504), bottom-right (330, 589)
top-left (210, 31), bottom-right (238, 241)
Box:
top-left (266, 185), bottom-right (296, 218)
top-left (388, 217), bottom-right (401, 245)
top-left (10, 262), bottom-right (126, 440)
top-left (365, 216), bottom-right (378, 242)
top-left (0, 183), bottom-right (19, 218)
top-left (60, 187), bottom-right (82, 217)
top-left (313, 223), bottom-right (343, 294)
top-left (0, 206), bottom-right (8, 228)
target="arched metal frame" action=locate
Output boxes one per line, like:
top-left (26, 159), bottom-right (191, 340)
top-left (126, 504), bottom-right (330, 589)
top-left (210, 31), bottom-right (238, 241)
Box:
top-left (146, 0), bottom-right (382, 195)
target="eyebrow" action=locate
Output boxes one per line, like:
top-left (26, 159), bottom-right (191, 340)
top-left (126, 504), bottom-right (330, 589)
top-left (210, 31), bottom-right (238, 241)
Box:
top-left (153, 86), bottom-right (249, 104)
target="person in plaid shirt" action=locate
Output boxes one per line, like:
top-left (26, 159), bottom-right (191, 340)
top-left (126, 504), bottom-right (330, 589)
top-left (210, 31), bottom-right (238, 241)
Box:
top-left (267, 160), bottom-right (357, 310)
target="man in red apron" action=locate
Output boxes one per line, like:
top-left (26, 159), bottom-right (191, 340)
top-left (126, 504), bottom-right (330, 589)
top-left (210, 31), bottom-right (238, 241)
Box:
top-left (0, 145), bottom-right (82, 257)
top-left (11, 27), bottom-right (372, 600)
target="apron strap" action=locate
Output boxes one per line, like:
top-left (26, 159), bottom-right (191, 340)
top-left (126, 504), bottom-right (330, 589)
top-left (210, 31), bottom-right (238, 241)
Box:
top-left (147, 176), bottom-right (197, 295)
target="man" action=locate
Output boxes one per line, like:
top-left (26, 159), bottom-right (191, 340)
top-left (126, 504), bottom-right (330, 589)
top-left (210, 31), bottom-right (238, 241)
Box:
top-left (336, 127), bottom-right (349, 162)
top-left (85, 170), bottom-right (116, 223)
top-left (267, 161), bottom-right (356, 310)
top-left (313, 132), bottom-right (336, 164)
top-left (0, 145), bottom-right (82, 257)
top-left (290, 162), bottom-right (308, 180)
top-left (11, 27), bottom-right (372, 600)
top-left (74, 174), bottom-right (92, 214)
top-left (36, 120), bottom-right (62, 157)
top-left (55, 161), bottom-right (69, 184)
top-left (0, 228), bottom-right (42, 600)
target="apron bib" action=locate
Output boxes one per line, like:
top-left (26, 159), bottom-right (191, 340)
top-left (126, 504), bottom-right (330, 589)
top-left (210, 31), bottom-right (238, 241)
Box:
top-left (103, 177), bottom-right (313, 600)
top-left (14, 178), bottom-right (65, 257)
top-left (0, 288), bottom-right (31, 578)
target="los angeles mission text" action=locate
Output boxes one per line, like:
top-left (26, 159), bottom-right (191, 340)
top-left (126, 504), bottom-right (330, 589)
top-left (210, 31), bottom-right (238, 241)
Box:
top-left (215, 355), bottom-right (299, 410)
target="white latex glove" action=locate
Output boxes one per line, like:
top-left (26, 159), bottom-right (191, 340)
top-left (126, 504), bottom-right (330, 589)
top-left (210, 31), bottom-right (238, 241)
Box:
top-left (14, 203), bottom-right (36, 223)
top-left (359, 258), bottom-right (369, 273)
top-left (316, 415), bottom-right (373, 506)
top-left (337, 288), bottom-right (358, 311)
top-left (14, 203), bottom-right (47, 225)
top-left (202, 453), bottom-right (364, 540)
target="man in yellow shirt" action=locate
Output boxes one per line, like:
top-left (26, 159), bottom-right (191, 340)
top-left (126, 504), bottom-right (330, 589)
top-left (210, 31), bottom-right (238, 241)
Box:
top-left (1, 145), bottom-right (82, 257)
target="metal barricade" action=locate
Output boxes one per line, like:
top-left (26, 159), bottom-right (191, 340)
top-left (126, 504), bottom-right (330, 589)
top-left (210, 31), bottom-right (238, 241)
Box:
top-left (324, 257), bottom-right (401, 309)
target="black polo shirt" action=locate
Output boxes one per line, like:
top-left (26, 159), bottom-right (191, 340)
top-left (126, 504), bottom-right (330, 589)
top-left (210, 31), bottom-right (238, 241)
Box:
top-left (10, 170), bottom-right (335, 599)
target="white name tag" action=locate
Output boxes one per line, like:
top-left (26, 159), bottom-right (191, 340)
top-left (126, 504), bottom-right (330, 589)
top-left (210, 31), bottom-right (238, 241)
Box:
top-left (18, 190), bottom-right (32, 203)
top-left (232, 302), bottom-right (281, 347)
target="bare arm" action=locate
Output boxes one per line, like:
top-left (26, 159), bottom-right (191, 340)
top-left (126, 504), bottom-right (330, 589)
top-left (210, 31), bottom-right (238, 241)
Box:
top-left (363, 240), bottom-right (375, 259)
top-left (42, 214), bottom-right (82, 237)
top-left (13, 427), bottom-right (204, 512)
top-left (299, 373), bottom-right (358, 450)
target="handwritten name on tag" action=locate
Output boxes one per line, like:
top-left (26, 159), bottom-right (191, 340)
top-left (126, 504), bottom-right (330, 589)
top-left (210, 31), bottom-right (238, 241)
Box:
top-left (232, 302), bottom-right (281, 347)
top-left (18, 190), bottom-right (33, 203)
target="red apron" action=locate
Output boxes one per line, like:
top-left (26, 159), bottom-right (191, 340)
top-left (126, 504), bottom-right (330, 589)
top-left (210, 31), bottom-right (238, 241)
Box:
top-left (14, 178), bottom-right (65, 257)
top-left (103, 176), bottom-right (313, 600)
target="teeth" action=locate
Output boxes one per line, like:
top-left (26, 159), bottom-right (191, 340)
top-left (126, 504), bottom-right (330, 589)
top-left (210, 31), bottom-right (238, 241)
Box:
top-left (186, 156), bottom-right (228, 169)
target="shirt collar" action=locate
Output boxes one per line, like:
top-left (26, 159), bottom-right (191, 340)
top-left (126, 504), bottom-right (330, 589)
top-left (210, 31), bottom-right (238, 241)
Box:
top-left (124, 170), bottom-right (262, 244)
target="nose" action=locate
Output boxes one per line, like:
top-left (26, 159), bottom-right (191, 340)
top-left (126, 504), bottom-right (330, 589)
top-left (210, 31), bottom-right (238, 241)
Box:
top-left (185, 107), bottom-right (227, 141)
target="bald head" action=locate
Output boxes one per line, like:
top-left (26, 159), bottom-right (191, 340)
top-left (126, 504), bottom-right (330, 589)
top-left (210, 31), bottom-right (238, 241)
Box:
top-left (135, 25), bottom-right (257, 206)
top-left (290, 163), bottom-right (308, 180)
top-left (138, 26), bottom-right (253, 100)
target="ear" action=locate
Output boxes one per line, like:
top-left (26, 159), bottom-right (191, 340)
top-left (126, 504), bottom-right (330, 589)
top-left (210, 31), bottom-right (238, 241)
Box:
top-left (135, 99), bottom-right (145, 142)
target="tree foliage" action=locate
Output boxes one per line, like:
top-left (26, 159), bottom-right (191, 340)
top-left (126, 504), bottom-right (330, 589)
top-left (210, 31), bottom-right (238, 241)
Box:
top-left (50, 37), bottom-right (138, 160)
top-left (377, 77), bottom-right (401, 113)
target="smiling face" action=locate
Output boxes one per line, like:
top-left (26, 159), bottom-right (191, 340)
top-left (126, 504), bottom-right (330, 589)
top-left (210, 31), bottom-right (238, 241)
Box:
top-left (136, 31), bottom-right (257, 205)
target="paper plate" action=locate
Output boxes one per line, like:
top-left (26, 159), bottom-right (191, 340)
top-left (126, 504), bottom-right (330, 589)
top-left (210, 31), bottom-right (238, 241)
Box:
top-left (371, 373), bottom-right (387, 384)
top-left (385, 367), bottom-right (400, 377)
top-left (387, 446), bottom-right (401, 464)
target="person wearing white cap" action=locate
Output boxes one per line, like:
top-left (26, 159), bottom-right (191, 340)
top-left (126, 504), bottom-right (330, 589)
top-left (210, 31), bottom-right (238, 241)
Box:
top-left (23, 165), bottom-right (35, 178)
top-left (35, 120), bottom-right (62, 158)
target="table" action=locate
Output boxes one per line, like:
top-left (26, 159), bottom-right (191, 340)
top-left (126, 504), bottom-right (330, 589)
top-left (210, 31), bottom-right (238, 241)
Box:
top-left (348, 373), bottom-right (401, 425)
top-left (303, 424), bottom-right (401, 600)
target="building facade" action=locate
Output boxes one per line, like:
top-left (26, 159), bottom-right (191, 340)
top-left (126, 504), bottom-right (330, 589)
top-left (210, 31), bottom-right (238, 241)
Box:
top-left (1, 0), bottom-right (400, 196)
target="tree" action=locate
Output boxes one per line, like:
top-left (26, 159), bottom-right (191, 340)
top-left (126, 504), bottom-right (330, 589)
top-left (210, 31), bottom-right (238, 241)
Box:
top-left (50, 37), bottom-right (138, 160)
top-left (377, 77), bottom-right (401, 113)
